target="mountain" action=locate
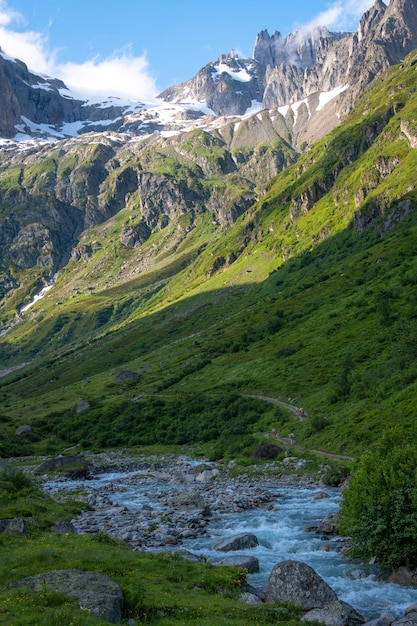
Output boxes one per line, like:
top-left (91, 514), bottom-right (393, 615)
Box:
top-left (0, 1), bottom-right (417, 459)
top-left (159, 0), bottom-right (417, 146)
top-left (1, 0), bottom-right (416, 147)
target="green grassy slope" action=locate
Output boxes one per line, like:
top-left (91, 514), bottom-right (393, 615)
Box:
top-left (1, 51), bottom-right (417, 459)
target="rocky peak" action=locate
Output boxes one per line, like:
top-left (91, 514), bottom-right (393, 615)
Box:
top-left (373, 0), bottom-right (417, 58)
top-left (253, 30), bottom-right (285, 67)
top-left (358, 0), bottom-right (387, 42)
top-left (253, 27), bottom-right (347, 70)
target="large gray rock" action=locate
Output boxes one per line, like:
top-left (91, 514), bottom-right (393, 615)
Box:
top-left (213, 532), bottom-right (259, 552)
top-left (15, 424), bottom-right (32, 435)
top-left (34, 454), bottom-right (90, 475)
top-left (216, 555), bottom-right (260, 573)
top-left (11, 570), bottom-right (123, 624)
top-left (167, 489), bottom-right (206, 512)
top-left (266, 559), bottom-right (338, 609)
top-left (0, 518), bottom-right (29, 537)
top-left (318, 513), bottom-right (339, 535)
top-left (50, 520), bottom-right (77, 534)
top-left (389, 567), bottom-right (417, 587)
top-left (302, 600), bottom-right (365, 626)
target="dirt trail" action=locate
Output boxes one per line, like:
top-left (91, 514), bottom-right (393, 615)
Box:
top-left (246, 394), bottom-right (355, 463)
top-left (246, 394), bottom-right (308, 420)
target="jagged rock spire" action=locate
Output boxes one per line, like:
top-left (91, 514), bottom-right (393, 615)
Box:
top-left (358, 0), bottom-right (387, 42)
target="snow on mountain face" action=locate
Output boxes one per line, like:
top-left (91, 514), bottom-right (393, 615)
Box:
top-left (0, 0), bottom-right (417, 149)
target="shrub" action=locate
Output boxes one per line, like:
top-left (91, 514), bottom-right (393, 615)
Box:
top-left (339, 429), bottom-right (417, 569)
top-left (0, 465), bottom-right (33, 492)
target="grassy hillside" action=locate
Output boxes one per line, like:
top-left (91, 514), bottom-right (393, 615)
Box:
top-left (1, 51), bottom-right (417, 459)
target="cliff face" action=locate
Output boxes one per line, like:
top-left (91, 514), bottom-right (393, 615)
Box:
top-left (159, 0), bottom-right (417, 145)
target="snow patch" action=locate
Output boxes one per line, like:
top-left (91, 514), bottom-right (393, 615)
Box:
top-left (242, 100), bottom-right (263, 117)
top-left (20, 274), bottom-right (58, 314)
top-left (30, 82), bottom-right (54, 92)
top-left (213, 62), bottom-right (253, 83)
top-left (316, 84), bottom-right (349, 111)
top-left (291, 98), bottom-right (311, 125)
top-left (278, 105), bottom-right (290, 117)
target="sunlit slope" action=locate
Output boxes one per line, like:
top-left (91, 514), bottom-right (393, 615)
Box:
top-left (1, 52), bottom-right (417, 457)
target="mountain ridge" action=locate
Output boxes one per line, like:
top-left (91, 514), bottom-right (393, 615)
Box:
top-left (0, 45), bottom-right (417, 458)
top-left (0, 0), bottom-right (415, 147)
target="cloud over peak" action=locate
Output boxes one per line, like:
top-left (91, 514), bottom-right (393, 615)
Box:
top-left (0, 0), bottom-right (158, 101)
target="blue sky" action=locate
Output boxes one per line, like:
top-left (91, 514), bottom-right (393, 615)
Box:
top-left (0, 0), bottom-right (375, 100)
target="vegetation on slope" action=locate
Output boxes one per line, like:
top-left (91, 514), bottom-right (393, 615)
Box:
top-left (0, 51), bottom-right (417, 463)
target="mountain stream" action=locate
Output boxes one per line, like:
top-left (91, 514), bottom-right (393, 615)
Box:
top-left (45, 466), bottom-right (417, 620)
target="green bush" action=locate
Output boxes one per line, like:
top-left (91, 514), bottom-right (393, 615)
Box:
top-left (0, 465), bottom-right (33, 492)
top-left (339, 429), bottom-right (417, 569)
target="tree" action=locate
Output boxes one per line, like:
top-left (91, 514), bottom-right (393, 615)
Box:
top-left (339, 429), bottom-right (417, 570)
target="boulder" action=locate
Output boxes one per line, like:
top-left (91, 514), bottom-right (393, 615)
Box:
top-left (11, 569), bottom-right (123, 624)
top-left (389, 567), bottom-right (417, 587)
top-left (240, 591), bottom-right (263, 604)
top-left (195, 469), bottom-right (220, 482)
top-left (406, 605), bottom-right (417, 617)
top-left (15, 424), bottom-right (32, 435)
top-left (0, 517), bottom-right (29, 536)
top-left (266, 559), bottom-right (338, 609)
top-left (76, 400), bottom-right (90, 414)
top-left (318, 513), bottom-right (339, 535)
top-left (114, 370), bottom-right (139, 384)
top-left (167, 489), bottom-right (206, 512)
top-left (302, 600), bottom-right (365, 626)
top-left (392, 618), bottom-right (417, 626)
top-left (216, 555), bottom-right (260, 573)
top-left (213, 532), bottom-right (259, 552)
top-left (34, 454), bottom-right (90, 476)
top-left (50, 520), bottom-right (77, 534)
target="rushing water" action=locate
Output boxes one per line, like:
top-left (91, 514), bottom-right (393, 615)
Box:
top-left (184, 487), bottom-right (417, 619)
top-left (47, 472), bottom-right (417, 620)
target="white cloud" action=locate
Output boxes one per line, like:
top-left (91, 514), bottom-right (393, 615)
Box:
top-left (0, 0), bottom-right (158, 101)
top-left (297, 0), bottom-right (375, 34)
top-left (58, 49), bottom-right (158, 102)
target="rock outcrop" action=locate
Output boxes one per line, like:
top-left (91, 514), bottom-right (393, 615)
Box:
top-left (9, 570), bottom-right (123, 624)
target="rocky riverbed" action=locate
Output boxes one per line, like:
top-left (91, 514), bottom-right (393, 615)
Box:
top-left (37, 452), bottom-right (417, 623)
top-left (42, 453), bottom-right (318, 552)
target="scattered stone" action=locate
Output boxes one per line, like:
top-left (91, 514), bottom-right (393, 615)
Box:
top-left (266, 559), bottom-right (338, 609)
top-left (34, 454), bottom-right (91, 476)
top-left (302, 600), bottom-right (365, 626)
top-left (10, 570), bottom-right (123, 624)
top-left (389, 567), bottom-right (417, 587)
top-left (76, 400), bottom-right (90, 414)
top-left (216, 555), bottom-right (260, 573)
top-left (0, 517), bottom-right (29, 537)
top-left (239, 591), bottom-right (263, 604)
top-left (195, 469), bottom-right (220, 482)
top-left (50, 520), bottom-right (77, 534)
top-left (167, 489), bottom-right (206, 512)
top-left (114, 370), bottom-right (139, 384)
top-left (213, 532), bottom-right (259, 552)
top-left (15, 424), bottom-right (32, 435)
